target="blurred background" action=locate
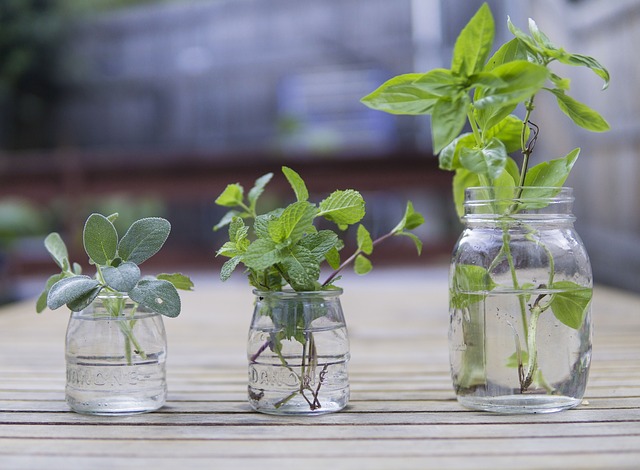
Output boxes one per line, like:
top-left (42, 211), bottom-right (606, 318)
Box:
top-left (0, 0), bottom-right (637, 304)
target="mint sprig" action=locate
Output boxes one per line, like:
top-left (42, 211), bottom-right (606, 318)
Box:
top-left (214, 166), bottom-right (425, 291)
top-left (37, 213), bottom-right (193, 317)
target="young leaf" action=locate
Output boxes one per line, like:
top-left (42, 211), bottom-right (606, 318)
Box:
top-left (318, 190), bottom-right (366, 226)
top-left (396, 231), bottom-right (423, 255)
top-left (474, 61), bottom-right (549, 110)
top-left (44, 233), bottom-right (69, 271)
top-left (157, 273), bottom-right (195, 291)
top-left (129, 279), bottom-right (181, 318)
top-left (213, 209), bottom-right (242, 232)
top-left (118, 217), bottom-right (171, 265)
top-left (102, 262), bottom-right (141, 292)
top-left (298, 230), bottom-right (340, 263)
top-left (485, 38), bottom-right (530, 71)
top-left (282, 166), bottom-right (309, 202)
top-left (432, 94), bottom-right (470, 154)
top-left (83, 213), bottom-right (118, 265)
top-left (215, 183), bottom-right (244, 207)
top-left (549, 89), bottom-right (610, 132)
top-left (392, 201), bottom-right (425, 233)
top-left (451, 2), bottom-right (494, 76)
top-left (523, 148), bottom-right (580, 190)
top-left (277, 201), bottom-right (317, 243)
top-left (248, 172), bottom-right (273, 210)
top-left (280, 245), bottom-right (320, 291)
top-left (325, 246), bottom-right (341, 270)
top-left (357, 225), bottom-right (373, 255)
top-left (354, 254), bottom-right (372, 275)
top-left (459, 138), bottom-right (508, 181)
top-left (243, 238), bottom-right (282, 271)
top-left (47, 276), bottom-right (102, 310)
top-left (549, 281), bottom-right (592, 329)
top-left (360, 73), bottom-right (439, 115)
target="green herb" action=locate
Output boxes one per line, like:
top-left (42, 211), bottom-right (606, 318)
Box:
top-left (214, 166), bottom-right (424, 291)
top-left (37, 213), bottom-right (193, 317)
top-left (361, 3), bottom-right (607, 392)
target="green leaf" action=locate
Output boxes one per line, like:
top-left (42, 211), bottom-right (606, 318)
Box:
top-left (243, 238), bottom-right (282, 271)
top-left (36, 272), bottom-right (68, 313)
top-left (484, 114), bottom-right (527, 153)
top-left (282, 166), bottom-right (309, 202)
top-left (67, 285), bottom-right (103, 312)
top-left (157, 273), bottom-right (194, 291)
top-left (392, 201), bottom-right (425, 233)
top-left (414, 69), bottom-right (464, 97)
top-left (360, 73), bottom-right (439, 115)
top-left (396, 231), bottom-right (423, 255)
top-left (276, 201), bottom-right (316, 243)
top-left (44, 233), bottom-right (69, 271)
top-left (220, 257), bottom-right (242, 282)
top-left (129, 279), bottom-right (182, 318)
top-left (432, 94), bottom-right (470, 154)
top-left (451, 3), bottom-right (494, 76)
top-left (213, 209), bottom-right (242, 232)
top-left (47, 276), bottom-right (102, 311)
top-left (459, 138), bottom-right (508, 181)
top-left (452, 168), bottom-right (482, 219)
top-left (474, 61), bottom-right (549, 110)
top-left (229, 216), bottom-right (249, 244)
top-left (507, 17), bottom-right (542, 56)
top-left (485, 38), bottom-right (531, 71)
top-left (439, 133), bottom-right (476, 171)
top-left (549, 281), bottom-right (592, 329)
top-left (215, 183), bottom-right (244, 207)
top-left (118, 217), bottom-right (171, 265)
top-left (354, 254), bottom-right (372, 275)
top-left (549, 88), bottom-right (610, 132)
top-left (298, 230), bottom-right (339, 263)
top-left (318, 189), bottom-right (366, 226)
top-left (356, 224), bottom-right (373, 255)
top-left (523, 148), bottom-right (580, 195)
top-left (102, 262), bottom-right (141, 292)
top-left (248, 172), bottom-right (273, 210)
top-left (450, 264), bottom-right (497, 309)
top-left (83, 213), bottom-right (118, 265)
top-left (281, 245), bottom-right (320, 291)
top-left (325, 246), bottom-right (341, 270)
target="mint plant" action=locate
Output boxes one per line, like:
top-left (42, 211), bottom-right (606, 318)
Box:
top-left (37, 213), bottom-right (193, 363)
top-left (214, 166), bottom-right (424, 411)
top-left (361, 3), bottom-right (609, 393)
top-left (214, 166), bottom-right (424, 291)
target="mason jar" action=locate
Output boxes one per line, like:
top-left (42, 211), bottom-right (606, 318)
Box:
top-left (449, 187), bottom-right (592, 413)
top-left (65, 294), bottom-right (168, 415)
top-left (247, 289), bottom-right (350, 415)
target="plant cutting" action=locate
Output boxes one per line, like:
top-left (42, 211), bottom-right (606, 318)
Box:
top-left (361, 3), bottom-right (609, 412)
top-left (37, 213), bottom-right (193, 415)
top-left (214, 166), bottom-right (424, 414)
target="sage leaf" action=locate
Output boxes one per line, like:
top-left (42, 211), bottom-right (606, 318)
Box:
top-left (360, 73), bottom-right (439, 115)
top-left (102, 262), bottom-right (141, 292)
top-left (318, 190), bottom-right (366, 226)
top-left (157, 273), bottom-right (195, 291)
top-left (549, 89), bottom-right (610, 132)
top-left (549, 281), bottom-right (592, 329)
top-left (129, 279), bottom-right (181, 318)
top-left (67, 285), bottom-right (103, 312)
top-left (451, 2), bottom-right (494, 76)
top-left (47, 275), bottom-right (102, 310)
top-left (282, 166), bottom-right (309, 202)
top-left (36, 272), bottom-right (68, 313)
top-left (354, 254), bottom-right (372, 275)
top-left (83, 213), bottom-right (118, 265)
top-left (44, 233), bottom-right (69, 270)
top-left (118, 217), bottom-right (170, 265)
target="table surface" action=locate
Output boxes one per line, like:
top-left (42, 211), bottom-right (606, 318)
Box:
top-left (1, 267), bottom-right (639, 469)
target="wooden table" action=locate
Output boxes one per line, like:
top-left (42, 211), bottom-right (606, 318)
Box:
top-left (1, 267), bottom-right (639, 469)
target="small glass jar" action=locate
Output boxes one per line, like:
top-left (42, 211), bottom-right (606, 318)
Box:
top-left (65, 294), bottom-right (167, 415)
top-left (247, 289), bottom-right (350, 415)
top-left (449, 187), bottom-right (592, 413)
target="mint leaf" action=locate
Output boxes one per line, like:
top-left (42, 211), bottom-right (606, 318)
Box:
top-left (354, 254), bottom-right (372, 275)
top-left (157, 273), bottom-right (195, 291)
top-left (220, 257), bottom-right (242, 282)
top-left (83, 213), bottom-right (118, 265)
top-left (281, 245), bottom-right (320, 291)
top-left (299, 230), bottom-right (339, 263)
top-left (243, 238), bottom-right (281, 271)
top-left (213, 209), bottom-right (242, 232)
top-left (357, 225), bottom-right (373, 255)
top-left (451, 2), bottom-right (494, 76)
top-left (215, 183), bottom-right (244, 207)
top-left (318, 190), bottom-right (366, 226)
top-left (277, 201), bottom-right (316, 243)
top-left (248, 172), bottom-right (273, 210)
top-left (282, 166), bottom-right (309, 202)
top-left (118, 217), bottom-right (170, 265)
top-left (47, 276), bottom-right (102, 310)
top-left (102, 262), bottom-right (141, 292)
top-left (549, 281), bottom-right (592, 329)
top-left (44, 233), bottom-right (69, 271)
top-left (129, 279), bottom-right (181, 318)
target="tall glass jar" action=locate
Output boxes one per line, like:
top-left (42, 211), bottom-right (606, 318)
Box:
top-left (449, 187), bottom-right (592, 413)
top-left (65, 294), bottom-right (168, 415)
top-left (247, 289), bottom-right (350, 415)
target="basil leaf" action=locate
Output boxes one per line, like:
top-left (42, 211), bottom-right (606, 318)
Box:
top-left (450, 264), bottom-right (497, 309)
top-left (549, 281), bottom-right (592, 329)
top-left (549, 89), bottom-right (610, 132)
top-left (360, 73), bottom-right (439, 115)
top-left (451, 2), bottom-right (494, 76)
top-left (459, 138), bottom-right (508, 181)
top-left (432, 94), bottom-right (469, 154)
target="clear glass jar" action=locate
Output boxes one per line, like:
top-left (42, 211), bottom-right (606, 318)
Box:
top-left (247, 289), bottom-right (350, 415)
top-left (449, 187), bottom-right (592, 413)
top-left (65, 294), bottom-right (167, 415)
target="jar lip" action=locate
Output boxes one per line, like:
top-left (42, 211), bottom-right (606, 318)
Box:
top-left (253, 288), bottom-right (343, 298)
top-left (465, 186), bottom-right (573, 202)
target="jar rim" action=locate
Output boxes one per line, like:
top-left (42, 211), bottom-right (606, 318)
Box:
top-left (252, 288), bottom-right (343, 299)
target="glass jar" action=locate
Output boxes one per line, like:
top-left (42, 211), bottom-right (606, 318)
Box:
top-left (247, 289), bottom-right (350, 415)
top-left (65, 294), bottom-right (168, 415)
top-left (449, 187), bottom-right (592, 413)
